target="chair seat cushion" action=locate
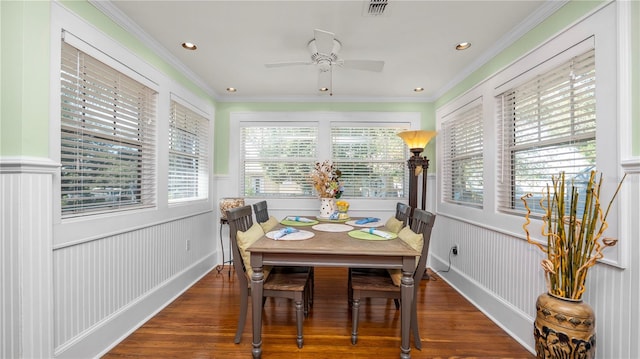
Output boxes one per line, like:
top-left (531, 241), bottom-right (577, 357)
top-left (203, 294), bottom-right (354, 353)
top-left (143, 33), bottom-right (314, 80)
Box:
top-left (387, 226), bottom-right (424, 286)
top-left (259, 216), bottom-right (280, 232)
top-left (237, 223), bottom-right (265, 278)
top-left (384, 216), bottom-right (404, 234)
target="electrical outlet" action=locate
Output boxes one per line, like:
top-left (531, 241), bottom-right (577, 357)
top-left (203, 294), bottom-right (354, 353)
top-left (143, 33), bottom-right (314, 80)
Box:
top-left (452, 244), bottom-right (459, 255)
top-left (186, 239), bottom-right (191, 251)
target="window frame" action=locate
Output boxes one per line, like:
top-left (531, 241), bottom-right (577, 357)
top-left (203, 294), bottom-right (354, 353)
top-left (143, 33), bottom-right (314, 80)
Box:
top-left (50, 3), bottom-right (214, 247)
top-left (496, 45), bottom-right (596, 217)
top-left (230, 111), bottom-right (420, 201)
top-left (435, 3), bottom-right (622, 267)
top-left (440, 97), bottom-right (484, 208)
top-left (59, 38), bottom-right (158, 218)
top-left (168, 95), bottom-right (211, 203)
top-left (330, 123), bottom-right (409, 199)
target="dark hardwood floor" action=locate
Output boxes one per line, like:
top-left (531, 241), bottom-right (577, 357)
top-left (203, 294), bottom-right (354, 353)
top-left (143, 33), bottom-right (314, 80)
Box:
top-left (104, 266), bottom-right (534, 358)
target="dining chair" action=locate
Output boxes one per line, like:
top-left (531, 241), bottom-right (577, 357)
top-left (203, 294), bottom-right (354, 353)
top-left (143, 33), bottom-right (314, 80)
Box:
top-left (251, 200), bottom-right (315, 304)
top-left (349, 208), bottom-right (436, 349)
top-left (349, 201), bottom-right (413, 306)
top-left (382, 201), bottom-right (412, 233)
top-left (227, 205), bottom-right (312, 348)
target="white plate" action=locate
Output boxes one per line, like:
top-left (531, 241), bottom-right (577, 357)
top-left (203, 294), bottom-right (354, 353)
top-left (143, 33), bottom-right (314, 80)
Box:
top-left (266, 229), bottom-right (315, 240)
top-left (312, 223), bottom-right (354, 232)
top-left (346, 219), bottom-right (383, 228)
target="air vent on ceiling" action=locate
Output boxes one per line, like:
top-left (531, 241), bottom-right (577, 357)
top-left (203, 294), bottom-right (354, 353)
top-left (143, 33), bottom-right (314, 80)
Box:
top-left (364, 0), bottom-right (389, 17)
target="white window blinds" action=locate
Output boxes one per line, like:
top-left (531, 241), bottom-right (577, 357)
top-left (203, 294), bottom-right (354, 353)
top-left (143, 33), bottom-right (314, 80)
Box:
top-left (441, 101), bottom-right (483, 207)
top-left (241, 126), bottom-right (318, 197)
top-left (497, 49), bottom-right (596, 215)
top-left (168, 100), bottom-right (209, 202)
top-left (331, 126), bottom-right (408, 198)
top-left (60, 41), bottom-right (157, 217)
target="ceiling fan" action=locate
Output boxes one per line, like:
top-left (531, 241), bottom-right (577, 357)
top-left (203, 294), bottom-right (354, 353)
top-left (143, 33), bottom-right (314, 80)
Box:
top-left (265, 29), bottom-right (385, 95)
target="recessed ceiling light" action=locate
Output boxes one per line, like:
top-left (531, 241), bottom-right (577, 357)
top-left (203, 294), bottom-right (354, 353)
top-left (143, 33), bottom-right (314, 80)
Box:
top-left (413, 87), bottom-right (424, 92)
top-left (226, 87), bottom-right (237, 93)
top-left (319, 87), bottom-right (329, 92)
top-left (181, 42), bottom-right (197, 50)
top-left (455, 42), bottom-right (471, 51)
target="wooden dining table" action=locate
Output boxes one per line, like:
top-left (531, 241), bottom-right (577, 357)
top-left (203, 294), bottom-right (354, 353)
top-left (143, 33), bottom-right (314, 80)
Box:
top-left (247, 218), bottom-right (420, 359)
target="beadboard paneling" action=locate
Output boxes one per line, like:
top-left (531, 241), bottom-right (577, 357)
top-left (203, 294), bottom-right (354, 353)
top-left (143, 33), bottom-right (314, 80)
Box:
top-left (431, 171), bottom-right (640, 358)
top-left (1, 174), bottom-right (21, 359)
top-left (1, 161), bottom-right (56, 359)
top-left (52, 212), bottom-right (215, 353)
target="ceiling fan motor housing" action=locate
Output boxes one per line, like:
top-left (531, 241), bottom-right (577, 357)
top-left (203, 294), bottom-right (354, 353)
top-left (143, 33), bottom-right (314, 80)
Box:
top-left (308, 38), bottom-right (341, 69)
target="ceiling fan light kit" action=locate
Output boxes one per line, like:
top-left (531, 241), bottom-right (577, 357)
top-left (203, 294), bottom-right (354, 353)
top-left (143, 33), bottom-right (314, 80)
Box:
top-left (265, 29), bottom-right (384, 95)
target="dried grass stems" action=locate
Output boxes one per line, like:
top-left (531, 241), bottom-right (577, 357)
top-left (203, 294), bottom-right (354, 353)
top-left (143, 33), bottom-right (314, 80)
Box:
top-left (310, 160), bottom-right (343, 199)
top-left (521, 170), bottom-right (626, 300)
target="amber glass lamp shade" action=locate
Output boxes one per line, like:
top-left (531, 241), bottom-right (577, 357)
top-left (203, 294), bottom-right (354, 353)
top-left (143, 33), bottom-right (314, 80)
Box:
top-left (397, 130), bottom-right (437, 155)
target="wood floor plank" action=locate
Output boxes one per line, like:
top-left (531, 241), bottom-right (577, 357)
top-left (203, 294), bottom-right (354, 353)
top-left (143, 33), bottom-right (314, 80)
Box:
top-left (103, 267), bottom-right (534, 358)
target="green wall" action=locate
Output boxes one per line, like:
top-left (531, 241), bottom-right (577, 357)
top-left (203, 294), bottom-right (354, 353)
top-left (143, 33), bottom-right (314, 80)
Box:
top-left (0, 1), bottom-right (50, 157)
top-left (2, 0), bottom-right (637, 163)
top-left (213, 102), bottom-right (434, 175)
top-left (0, 0), bottom-right (213, 157)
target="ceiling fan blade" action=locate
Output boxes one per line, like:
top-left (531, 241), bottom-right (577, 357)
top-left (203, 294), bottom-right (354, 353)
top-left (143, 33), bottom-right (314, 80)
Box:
top-left (340, 60), bottom-right (385, 72)
top-left (314, 29), bottom-right (335, 55)
top-left (265, 61), bottom-right (312, 68)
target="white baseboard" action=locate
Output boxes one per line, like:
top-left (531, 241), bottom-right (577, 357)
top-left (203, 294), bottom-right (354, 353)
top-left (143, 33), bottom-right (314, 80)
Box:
top-left (429, 255), bottom-right (536, 355)
top-left (54, 254), bottom-right (216, 359)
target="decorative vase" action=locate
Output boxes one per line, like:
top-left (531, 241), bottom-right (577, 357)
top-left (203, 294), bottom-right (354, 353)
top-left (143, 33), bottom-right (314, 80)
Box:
top-left (219, 197), bottom-right (244, 221)
top-left (534, 293), bottom-right (595, 359)
top-left (319, 197), bottom-right (337, 218)
top-left (336, 200), bottom-right (349, 219)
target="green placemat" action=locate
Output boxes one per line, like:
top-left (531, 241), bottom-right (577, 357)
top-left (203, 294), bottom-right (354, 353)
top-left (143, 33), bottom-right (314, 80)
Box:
top-left (348, 229), bottom-right (397, 241)
top-left (280, 218), bottom-right (319, 226)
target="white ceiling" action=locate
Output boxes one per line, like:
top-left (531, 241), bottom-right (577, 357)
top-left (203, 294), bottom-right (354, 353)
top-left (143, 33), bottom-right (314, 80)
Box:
top-left (95, 0), bottom-right (565, 102)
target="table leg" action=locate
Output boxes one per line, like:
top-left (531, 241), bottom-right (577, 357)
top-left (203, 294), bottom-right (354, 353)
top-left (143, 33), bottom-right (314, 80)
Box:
top-left (400, 269), bottom-right (414, 359)
top-left (251, 263), bottom-right (264, 358)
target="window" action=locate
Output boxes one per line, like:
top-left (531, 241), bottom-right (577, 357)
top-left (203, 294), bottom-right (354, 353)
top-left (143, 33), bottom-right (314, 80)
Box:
top-left (241, 126), bottom-right (318, 197)
top-left (60, 41), bottom-right (157, 217)
top-left (441, 100), bottom-right (484, 207)
top-left (168, 99), bottom-right (209, 202)
top-left (236, 113), bottom-right (415, 199)
top-left (497, 49), bottom-right (596, 216)
top-left (331, 126), bottom-right (407, 198)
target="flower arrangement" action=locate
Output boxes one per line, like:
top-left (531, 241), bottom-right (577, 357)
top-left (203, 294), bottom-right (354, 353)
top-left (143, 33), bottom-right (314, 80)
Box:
top-left (521, 170), bottom-right (625, 300)
top-left (310, 160), bottom-right (343, 199)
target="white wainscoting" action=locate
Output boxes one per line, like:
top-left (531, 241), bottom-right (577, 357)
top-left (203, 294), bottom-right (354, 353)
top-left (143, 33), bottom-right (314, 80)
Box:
top-left (1, 158), bottom-right (57, 359)
top-left (1, 157), bottom-right (218, 359)
top-left (53, 212), bottom-right (216, 358)
top-left (430, 167), bottom-right (640, 358)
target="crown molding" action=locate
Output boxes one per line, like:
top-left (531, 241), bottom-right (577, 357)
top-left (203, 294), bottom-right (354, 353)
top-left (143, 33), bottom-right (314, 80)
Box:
top-left (88, 0), bottom-right (219, 99)
top-left (432, 0), bottom-right (569, 100)
top-left (89, 0), bottom-right (567, 104)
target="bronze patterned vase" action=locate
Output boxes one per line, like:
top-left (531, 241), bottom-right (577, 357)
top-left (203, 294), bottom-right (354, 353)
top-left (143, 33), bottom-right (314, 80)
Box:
top-left (534, 293), bottom-right (595, 359)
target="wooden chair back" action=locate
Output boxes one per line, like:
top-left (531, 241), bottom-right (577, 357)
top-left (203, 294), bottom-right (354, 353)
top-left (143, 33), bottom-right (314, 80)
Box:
top-left (226, 205), bottom-right (254, 290)
top-left (252, 200), bottom-right (270, 223)
top-left (395, 202), bottom-right (412, 227)
top-left (408, 208), bottom-right (436, 283)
